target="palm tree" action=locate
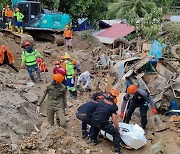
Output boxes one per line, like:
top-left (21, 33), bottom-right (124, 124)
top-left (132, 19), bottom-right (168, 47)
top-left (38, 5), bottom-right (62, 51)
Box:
top-left (106, 0), bottom-right (157, 19)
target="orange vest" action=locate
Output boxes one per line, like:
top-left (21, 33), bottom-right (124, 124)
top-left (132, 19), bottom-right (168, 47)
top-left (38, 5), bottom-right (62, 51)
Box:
top-left (60, 61), bottom-right (66, 70)
top-left (63, 30), bottom-right (72, 38)
top-left (0, 49), bottom-right (14, 64)
top-left (6, 9), bottom-right (13, 18)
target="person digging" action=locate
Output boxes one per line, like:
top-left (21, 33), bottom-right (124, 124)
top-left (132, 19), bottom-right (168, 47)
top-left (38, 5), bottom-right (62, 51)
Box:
top-left (120, 84), bottom-right (157, 133)
top-left (36, 74), bottom-right (67, 127)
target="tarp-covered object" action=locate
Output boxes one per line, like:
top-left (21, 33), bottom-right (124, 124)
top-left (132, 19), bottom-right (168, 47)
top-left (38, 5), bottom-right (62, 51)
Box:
top-left (149, 40), bottom-right (166, 59)
top-left (74, 18), bottom-right (92, 31)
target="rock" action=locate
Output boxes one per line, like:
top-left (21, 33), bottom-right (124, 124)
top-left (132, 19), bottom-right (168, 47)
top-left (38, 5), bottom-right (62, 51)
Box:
top-left (23, 91), bottom-right (38, 103)
top-left (47, 149), bottom-right (56, 154)
top-left (149, 140), bottom-right (165, 154)
top-left (86, 149), bottom-right (91, 154)
top-left (0, 68), bottom-right (9, 73)
top-left (82, 54), bottom-right (89, 61)
top-left (110, 55), bottom-right (119, 61)
top-left (43, 50), bottom-right (51, 55)
top-left (26, 82), bottom-right (35, 88)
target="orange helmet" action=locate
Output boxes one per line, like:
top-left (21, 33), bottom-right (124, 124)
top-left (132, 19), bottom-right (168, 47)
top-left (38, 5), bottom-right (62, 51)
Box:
top-left (127, 84), bottom-right (138, 94)
top-left (1, 45), bottom-right (7, 51)
top-left (55, 61), bottom-right (60, 65)
top-left (72, 59), bottom-right (77, 65)
top-left (109, 89), bottom-right (120, 97)
top-left (52, 74), bottom-right (64, 83)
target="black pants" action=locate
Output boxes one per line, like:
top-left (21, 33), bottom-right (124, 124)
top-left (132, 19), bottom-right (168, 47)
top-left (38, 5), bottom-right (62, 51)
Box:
top-left (0, 62), bottom-right (19, 72)
top-left (125, 100), bottom-right (148, 129)
top-left (91, 121), bottom-right (121, 151)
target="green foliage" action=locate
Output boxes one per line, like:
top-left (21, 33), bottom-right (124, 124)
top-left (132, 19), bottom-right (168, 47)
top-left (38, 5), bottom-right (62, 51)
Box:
top-left (107, 0), bottom-right (157, 19)
top-left (0, 0), bottom-right (11, 10)
top-left (163, 22), bottom-right (180, 45)
top-left (80, 31), bottom-right (94, 45)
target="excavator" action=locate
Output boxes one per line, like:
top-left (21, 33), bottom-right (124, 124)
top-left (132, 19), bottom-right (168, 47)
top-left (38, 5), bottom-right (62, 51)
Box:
top-left (1, 0), bottom-right (71, 45)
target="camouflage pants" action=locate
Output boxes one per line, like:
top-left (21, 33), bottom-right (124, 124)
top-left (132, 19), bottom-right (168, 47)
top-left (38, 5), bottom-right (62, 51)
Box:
top-left (47, 108), bottom-right (66, 127)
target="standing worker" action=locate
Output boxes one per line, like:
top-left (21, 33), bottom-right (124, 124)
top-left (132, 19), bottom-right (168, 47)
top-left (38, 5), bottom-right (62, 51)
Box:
top-left (90, 89), bottom-right (122, 154)
top-left (72, 59), bottom-right (81, 75)
top-left (21, 42), bottom-right (43, 82)
top-left (64, 54), bottom-right (77, 98)
top-left (5, 5), bottom-right (13, 30)
top-left (120, 84), bottom-right (157, 132)
top-left (63, 25), bottom-right (73, 50)
top-left (36, 74), bottom-right (67, 127)
top-left (0, 45), bottom-right (19, 72)
top-left (2, 7), bottom-right (6, 29)
top-left (77, 71), bottom-right (91, 92)
top-left (14, 8), bottom-right (24, 34)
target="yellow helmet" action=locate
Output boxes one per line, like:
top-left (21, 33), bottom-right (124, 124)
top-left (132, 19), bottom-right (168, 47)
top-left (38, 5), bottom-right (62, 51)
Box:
top-left (64, 54), bottom-right (70, 59)
top-left (65, 25), bottom-right (70, 28)
top-left (6, 5), bottom-right (10, 8)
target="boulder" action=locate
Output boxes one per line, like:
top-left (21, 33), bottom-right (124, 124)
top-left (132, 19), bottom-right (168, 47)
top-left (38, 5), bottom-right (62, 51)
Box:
top-left (23, 91), bottom-right (38, 103)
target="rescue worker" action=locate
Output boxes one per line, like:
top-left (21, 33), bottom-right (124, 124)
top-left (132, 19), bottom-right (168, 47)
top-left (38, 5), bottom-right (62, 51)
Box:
top-left (90, 89), bottom-right (122, 154)
top-left (72, 59), bottom-right (81, 75)
top-left (5, 5), bottom-right (13, 30)
top-left (0, 45), bottom-right (19, 72)
top-left (64, 54), bottom-right (77, 98)
top-left (77, 71), bottom-right (91, 92)
top-left (36, 74), bottom-right (67, 127)
top-left (76, 100), bottom-right (99, 139)
top-left (63, 25), bottom-right (73, 50)
top-left (92, 91), bottom-right (108, 101)
top-left (2, 7), bottom-right (6, 28)
top-left (21, 42), bottom-right (43, 82)
top-left (120, 84), bottom-right (157, 132)
top-left (53, 61), bottom-right (66, 85)
top-left (14, 8), bottom-right (24, 34)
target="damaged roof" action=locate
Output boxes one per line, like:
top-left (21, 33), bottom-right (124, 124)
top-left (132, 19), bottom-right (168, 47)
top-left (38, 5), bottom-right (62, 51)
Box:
top-left (93, 23), bottom-right (135, 44)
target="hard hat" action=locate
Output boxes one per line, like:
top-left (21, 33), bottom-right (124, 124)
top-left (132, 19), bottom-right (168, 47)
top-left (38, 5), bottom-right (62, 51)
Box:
top-left (127, 84), bottom-right (138, 94)
top-left (1, 45), bottom-right (7, 51)
top-left (65, 25), bottom-right (70, 28)
top-left (52, 74), bottom-right (64, 83)
top-left (24, 41), bottom-right (31, 47)
top-left (60, 56), bottom-right (65, 60)
top-left (55, 61), bottom-right (60, 65)
top-left (109, 89), bottom-right (120, 97)
top-left (15, 8), bottom-right (19, 12)
top-left (6, 5), bottom-right (10, 8)
top-left (64, 54), bottom-right (70, 59)
top-left (72, 59), bottom-right (77, 65)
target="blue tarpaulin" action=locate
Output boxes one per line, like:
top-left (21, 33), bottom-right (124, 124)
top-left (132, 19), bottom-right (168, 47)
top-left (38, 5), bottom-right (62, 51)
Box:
top-left (149, 40), bottom-right (166, 59)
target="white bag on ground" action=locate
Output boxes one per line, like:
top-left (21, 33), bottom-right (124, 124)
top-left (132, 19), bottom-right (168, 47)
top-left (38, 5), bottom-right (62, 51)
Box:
top-left (100, 122), bottom-right (147, 150)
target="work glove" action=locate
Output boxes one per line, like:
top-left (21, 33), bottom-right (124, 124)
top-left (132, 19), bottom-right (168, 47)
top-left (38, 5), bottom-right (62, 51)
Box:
top-left (120, 112), bottom-right (125, 119)
top-left (36, 106), bottom-right (40, 114)
top-left (71, 78), bottom-right (74, 84)
top-left (151, 108), bottom-right (157, 115)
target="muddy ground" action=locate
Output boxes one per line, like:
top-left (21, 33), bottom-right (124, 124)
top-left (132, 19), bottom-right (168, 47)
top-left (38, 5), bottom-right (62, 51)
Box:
top-left (0, 32), bottom-right (180, 154)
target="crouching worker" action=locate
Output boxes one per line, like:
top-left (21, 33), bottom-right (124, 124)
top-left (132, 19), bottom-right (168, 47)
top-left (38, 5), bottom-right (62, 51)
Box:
top-left (76, 100), bottom-right (99, 139)
top-left (77, 71), bottom-right (91, 92)
top-left (90, 89), bottom-right (123, 154)
top-left (36, 74), bottom-right (67, 127)
top-left (120, 84), bottom-right (157, 132)
top-left (0, 45), bottom-right (19, 72)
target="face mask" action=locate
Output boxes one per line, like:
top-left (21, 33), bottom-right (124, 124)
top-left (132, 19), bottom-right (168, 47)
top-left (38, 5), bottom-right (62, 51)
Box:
top-left (129, 94), bottom-right (134, 98)
top-left (55, 65), bottom-right (60, 67)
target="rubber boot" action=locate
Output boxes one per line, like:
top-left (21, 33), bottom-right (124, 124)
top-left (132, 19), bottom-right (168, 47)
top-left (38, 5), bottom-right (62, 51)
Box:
top-left (16, 28), bottom-right (20, 34)
top-left (20, 28), bottom-right (23, 34)
top-left (72, 90), bottom-right (77, 99)
top-left (10, 25), bottom-right (14, 32)
top-left (30, 76), bottom-right (35, 82)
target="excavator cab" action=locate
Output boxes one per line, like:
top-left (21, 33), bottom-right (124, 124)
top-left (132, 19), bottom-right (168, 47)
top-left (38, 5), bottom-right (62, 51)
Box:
top-left (15, 1), bottom-right (42, 27)
top-left (15, 1), bottom-right (71, 31)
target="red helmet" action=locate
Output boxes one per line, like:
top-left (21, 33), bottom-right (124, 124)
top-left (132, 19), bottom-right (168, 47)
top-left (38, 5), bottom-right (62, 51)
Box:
top-left (24, 42), bottom-right (31, 47)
